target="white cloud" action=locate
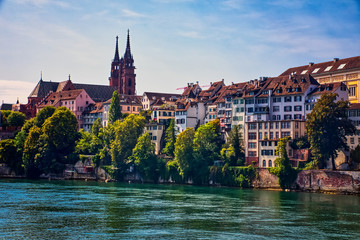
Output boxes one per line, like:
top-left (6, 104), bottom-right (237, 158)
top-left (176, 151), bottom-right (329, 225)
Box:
top-left (122, 9), bottom-right (147, 18)
top-left (0, 80), bottom-right (34, 104)
top-left (177, 31), bottom-right (205, 39)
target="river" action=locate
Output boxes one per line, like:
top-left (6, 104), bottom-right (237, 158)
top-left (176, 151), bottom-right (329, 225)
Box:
top-left (0, 179), bottom-right (359, 239)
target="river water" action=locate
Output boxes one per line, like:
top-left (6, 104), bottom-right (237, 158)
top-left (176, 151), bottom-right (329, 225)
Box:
top-left (0, 179), bottom-right (359, 239)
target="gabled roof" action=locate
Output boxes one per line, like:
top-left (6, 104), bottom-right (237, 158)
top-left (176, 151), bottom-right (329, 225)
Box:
top-left (271, 74), bottom-right (319, 96)
top-left (308, 82), bottom-right (346, 96)
top-left (38, 89), bottom-right (85, 107)
top-left (84, 102), bottom-right (104, 114)
top-left (0, 103), bottom-right (13, 110)
top-left (105, 94), bottom-right (142, 105)
top-left (29, 80), bottom-right (59, 98)
top-left (280, 56), bottom-right (360, 77)
top-left (73, 83), bottom-right (116, 102)
top-left (143, 92), bottom-right (181, 101)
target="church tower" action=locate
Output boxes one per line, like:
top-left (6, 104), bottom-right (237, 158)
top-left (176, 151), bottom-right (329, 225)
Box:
top-left (109, 36), bottom-right (121, 88)
top-left (109, 30), bottom-right (136, 95)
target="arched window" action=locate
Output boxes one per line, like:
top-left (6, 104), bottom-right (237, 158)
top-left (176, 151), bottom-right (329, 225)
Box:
top-left (128, 78), bottom-right (132, 86)
top-left (268, 160), bottom-right (272, 167)
top-left (128, 90), bottom-right (131, 95)
top-left (262, 160), bottom-right (266, 168)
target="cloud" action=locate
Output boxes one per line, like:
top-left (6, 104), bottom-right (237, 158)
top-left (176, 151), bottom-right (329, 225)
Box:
top-left (0, 80), bottom-right (34, 103)
top-left (122, 9), bottom-right (146, 18)
top-left (13, 0), bottom-right (73, 9)
top-left (177, 30), bottom-right (205, 39)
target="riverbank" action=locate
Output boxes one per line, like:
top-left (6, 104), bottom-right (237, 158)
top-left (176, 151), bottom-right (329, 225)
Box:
top-left (1, 163), bottom-right (359, 195)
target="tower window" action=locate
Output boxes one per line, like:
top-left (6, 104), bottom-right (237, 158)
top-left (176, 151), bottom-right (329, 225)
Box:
top-left (128, 78), bottom-right (132, 86)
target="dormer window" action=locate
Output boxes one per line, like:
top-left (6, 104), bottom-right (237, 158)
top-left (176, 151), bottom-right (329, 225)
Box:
top-left (250, 92), bottom-right (254, 95)
top-left (301, 78), bottom-right (306, 83)
top-left (282, 82), bottom-right (286, 86)
top-left (286, 87), bottom-right (292, 93)
top-left (276, 88), bottom-right (282, 93)
top-left (295, 87), bottom-right (301, 92)
top-left (262, 90), bottom-right (269, 95)
top-left (324, 66), bottom-right (332, 71)
top-left (301, 70), bottom-right (308, 74)
top-left (312, 68), bottom-right (320, 73)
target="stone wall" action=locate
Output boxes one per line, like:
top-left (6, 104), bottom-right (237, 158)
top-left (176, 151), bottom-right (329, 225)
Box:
top-left (253, 168), bottom-right (281, 189)
top-left (296, 170), bottom-right (360, 194)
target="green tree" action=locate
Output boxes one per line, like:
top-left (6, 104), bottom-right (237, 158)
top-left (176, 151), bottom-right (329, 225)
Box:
top-left (34, 106), bottom-right (56, 127)
top-left (92, 118), bottom-right (102, 137)
top-left (7, 111), bottom-right (26, 127)
top-left (14, 118), bottom-right (35, 153)
top-left (306, 93), bottom-right (355, 169)
top-left (350, 145), bottom-right (360, 168)
top-left (174, 128), bottom-right (195, 179)
top-left (270, 137), bottom-right (298, 189)
top-left (23, 126), bottom-right (42, 177)
top-left (129, 132), bottom-right (158, 182)
top-left (75, 130), bottom-right (92, 155)
top-left (225, 125), bottom-right (245, 165)
top-left (0, 110), bottom-right (12, 129)
top-left (0, 139), bottom-right (22, 173)
top-left (110, 114), bottom-right (145, 179)
top-left (162, 119), bottom-right (176, 156)
top-left (109, 90), bottom-right (122, 124)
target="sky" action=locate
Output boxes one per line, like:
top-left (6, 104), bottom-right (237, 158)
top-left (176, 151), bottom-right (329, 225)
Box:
top-left (0, 0), bottom-right (360, 104)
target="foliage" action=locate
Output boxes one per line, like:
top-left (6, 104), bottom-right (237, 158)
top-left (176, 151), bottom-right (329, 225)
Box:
top-left (110, 114), bottom-right (145, 179)
top-left (0, 110), bottom-right (12, 129)
top-left (209, 164), bottom-right (255, 188)
top-left (23, 126), bottom-right (42, 177)
top-left (129, 132), bottom-right (158, 182)
top-left (226, 125), bottom-right (245, 165)
top-left (350, 145), bottom-right (360, 169)
top-left (174, 128), bottom-right (195, 179)
top-left (162, 119), bottom-right (176, 157)
top-left (270, 137), bottom-right (298, 189)
top-left (34, 106), bottom-right (56, 127)
top-left (14, 118), bottom-right (35, 153)
top-left (108, 90), bottom-right (122, 124)
top-left (7, 112), bottom-right (26, 127)
top-left (92, 118), bottom-right (102, 137)
top-left (0, 139), bottom-right (23, 174)
top-left (306, 93), bottom-right (355, 169)
top-left (290, 135), bottom-right (310, 149)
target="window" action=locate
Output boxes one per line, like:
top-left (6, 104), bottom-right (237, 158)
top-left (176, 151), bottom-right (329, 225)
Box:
top-left (127, 106), bottom-right (130, 111)
top-left (265, 123), bottom-right (268, 129)
top-left (273, 97), bottom-right (281, 103)
top-left (270, 132), bottom-right (274, 139)
top-left (236, 108), bottom-right (240, 112)
top-left (248, 133), bottom-right (257, 140)
top-left (128, 78), bottom-right (132, 86)
top-left (284, 96), bottom-right (292, 102)
top-left (248, 151), bottom-right (257, 157)
top-left (245, 99), bottom-right (254, 104)
top-left (276, 132), bottom-right (279, 139)
top-left (257, 98), bottom-right (268, 104)
top-left (350, 137), bottom-right (355, 144)
top-left (248, 142), bottom-right (257, 148)
top-left (261, 141), bottom-right (267, 146)
top-left (301, 70), bottom-right (308, 74)
top-left (247, 107), bottom-right (254, 113)
top-left (268, 160), bottom-right (272, 167)
top-left (294, 105), bottom-right (302, 111)
top-left (263, 160), bottom-right (266, 167)
top-left (312, 68), bottom-right (320, 73)
top-left (349, 85), bottom-right (356, 97)
top-left (240, 99), bottom-right (244, 104)
top-left (324, 66), bottom-right (332, 72)
top-left (284, 115), bottom-right (292, 120)
top-left (284, 106), bottom-right (292, 112)
top-left (259, 132), bottom-right (262, 140)
top-left (270, 123), bottom-right (273, 129)
top-left (294, 96), bottom-right (302, 102)
top-left (338, 63), bottom-right (346, 69)
top-left (281, 132), bottom-right (291, 138)
top-left (249, 123), bottom-right (257, 130)
top-left (273, 106), bottom-right (280, 112)
top-left (294, 114), bottom-right (302, 120)
top-left (281, 122), bottom-right (291, 129)
top-left (276, 122), bottom-right (279, 129)
top-left (233, 100), bottom-right (238, 104)
top-left (240, 107), bottom-right (245, 112)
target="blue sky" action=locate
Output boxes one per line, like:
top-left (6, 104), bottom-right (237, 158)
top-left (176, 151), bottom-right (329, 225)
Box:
top-left (1, 0), bottom-right (360, 103)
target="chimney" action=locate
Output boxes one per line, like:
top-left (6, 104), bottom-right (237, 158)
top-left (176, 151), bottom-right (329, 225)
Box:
top-left (333, 58), bottom-right (339, 62)
top-left (309, 62), bottom-right (314, 66)
top-left (210, 82), bottom-right (212, 85)
top-left (222, 79), bottom-right (224, 82)
top-left (232, 82), bottom-right (234, 85)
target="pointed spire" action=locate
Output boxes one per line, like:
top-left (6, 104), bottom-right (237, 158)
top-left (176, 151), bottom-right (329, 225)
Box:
top-left (16, 97), bottom-right (19, 104)
top-left (68, 74), bottom-right (71, 80)
top-left (40, 71), bottom-right (43, 81)
top-left (114, 36), bottom-right (120, 62)
top-left (124, 29), bottom-right (132, 60)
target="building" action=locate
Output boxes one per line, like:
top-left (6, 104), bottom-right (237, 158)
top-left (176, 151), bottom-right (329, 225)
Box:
top-left (82, 102), bottom-right (104, 132)
top-left (142, 92), bottom-right (180, 110)
top-left (37, 89), bottom-right (95, 128)
top-left (144, 123), bottom-right (165, 154)
top-left (108, 31), bottom-right (136, 95)
top-left (280, 56), bottom-right (360, 103)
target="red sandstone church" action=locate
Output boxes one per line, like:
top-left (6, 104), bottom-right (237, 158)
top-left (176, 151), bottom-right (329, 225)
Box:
top-left (24, 31), bottom-right (136, 119)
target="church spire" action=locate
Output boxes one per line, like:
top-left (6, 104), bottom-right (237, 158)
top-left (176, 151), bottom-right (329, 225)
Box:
top-left (114, 36), bottom-right (120, 62)
top-left (124, 29), bottom-right (132, 60)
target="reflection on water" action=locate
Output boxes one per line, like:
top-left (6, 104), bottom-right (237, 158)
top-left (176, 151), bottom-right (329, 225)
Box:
top-left (0, 179), bottom-right (359, 239)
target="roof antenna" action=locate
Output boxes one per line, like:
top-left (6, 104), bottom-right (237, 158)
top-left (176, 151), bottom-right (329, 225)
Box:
top-left (68, 74), bottom-right (71, 80)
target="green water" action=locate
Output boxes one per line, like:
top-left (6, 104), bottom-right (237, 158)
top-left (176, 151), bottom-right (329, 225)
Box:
top-left (0, 179), bottom-right (359, 239)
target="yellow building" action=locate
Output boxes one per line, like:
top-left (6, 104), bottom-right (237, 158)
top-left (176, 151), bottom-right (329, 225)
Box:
top-left (280, 56), bottom-right (360, 103)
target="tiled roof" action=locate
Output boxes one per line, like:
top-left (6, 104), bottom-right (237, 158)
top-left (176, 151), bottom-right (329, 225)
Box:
top-left (38, 89), bottom-right (84, 107)
top-left (280, 56), bottom-right (360, 77)
top-left (144, 92), bottom-right (181, 101)
top-left (73, 83), bottom-right (116, 102)
top-left (308, 82), bottom-right (346, 96)
top-left (349, 103), bottom-right (360, 110)
top-left (0, 103), bottom-right (13, 110)
top-left (28, 80), bottom-right (59, 98)
top-left (271, 74), bottom-right (319, 96)
top-left (105, 94), bottom-right (142, 105)
top-left (84, 102), bottom-right (104, 114)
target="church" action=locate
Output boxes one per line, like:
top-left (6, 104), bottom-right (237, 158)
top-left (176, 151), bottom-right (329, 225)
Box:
top-left (24, 31), bottom-right (137, 119)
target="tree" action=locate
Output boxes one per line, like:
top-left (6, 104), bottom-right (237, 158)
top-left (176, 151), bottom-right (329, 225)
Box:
top-left (110, 114), bottom-right (145, 179)
top-left (162, 119), bottom-right (176, 157)
top-left (129, 132), bottom-right (158, 182)
top-left (174, 128), bottom-right (195, 179)
top-left (23, 126), bottom-right (42, 177)
top-left (306, 93), bottom-right (355, 169)
top-left (7, 112), bottom-right (26, 127)
top-left (34, 106), bottom-right (56, 127)
top-left (108, 90), bottom-right (122, 124)
top-left (225, 125), bottom-right (245, 165)
top-left (0, 139), bottom-right (22, 173)
top-left (270, 137), bottom-right (297, 189)
top-left (92, 118), bottom-right (102, 137)
top-left (0, 110), bottom-right (12, 129)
